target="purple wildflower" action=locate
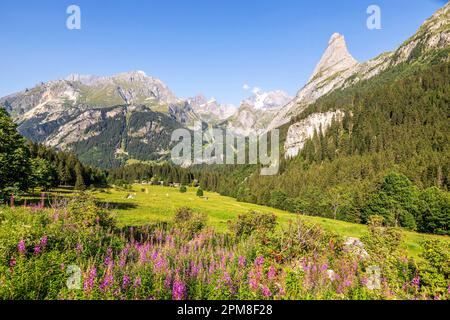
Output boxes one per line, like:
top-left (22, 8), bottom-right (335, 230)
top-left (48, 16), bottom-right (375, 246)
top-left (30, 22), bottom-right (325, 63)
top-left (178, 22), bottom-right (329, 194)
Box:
top-left (172, 279), bottom-right (186, 300)
top-left (238, 256), bottom-right (246, 268)
top-left (83, 267), bottom-right (97, 293)
top-left (267, 266), bottom-right (276, 280)
top-left (18, 239), bottom-right (26, 254)
top-left (133, 276), bottom-right (142, 288)
top-left (262, 286), bottom-right (272, 298)
top-left (255, 256), bottom-right (264, 267)
top-left (100, 273), bottom-right (114, 292)
top-left (164, 274), bottom-right (172, 290)
top-left (34, 246), bottom-right (41, 255)
top-left (412, 276), bottom-right (420, 287)
top-left (9, 257), bottom-right (16, 268)
top-left (40, 236), bottom-right (48, 247)
top-left (122, 275), bottom-right (131, 289)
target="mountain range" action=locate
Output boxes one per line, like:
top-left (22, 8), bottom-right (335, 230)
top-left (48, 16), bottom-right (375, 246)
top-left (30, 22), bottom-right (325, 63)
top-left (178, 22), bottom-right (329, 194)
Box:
top-left (1, 2), bottom-right (449, 168)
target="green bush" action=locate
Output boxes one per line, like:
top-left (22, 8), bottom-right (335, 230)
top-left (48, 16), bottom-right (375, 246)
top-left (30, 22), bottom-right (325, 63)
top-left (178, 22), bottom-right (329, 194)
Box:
top-left (66, 193), bottom-right (115, 229)
top-left (173, 207), bottom-right (207, 237)
top-left (196, 188), bottom-right (204, 197)
top-left (179, 185), bottom-right (187, 193)
top-left (228, 211), bottom-right (277, 239)
top-left (419, 240), bottom-right (450, 298)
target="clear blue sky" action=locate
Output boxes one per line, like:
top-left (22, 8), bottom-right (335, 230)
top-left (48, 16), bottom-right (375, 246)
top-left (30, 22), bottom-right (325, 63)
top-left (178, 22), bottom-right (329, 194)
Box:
top-left (0, 0), bottom-right (447, 105)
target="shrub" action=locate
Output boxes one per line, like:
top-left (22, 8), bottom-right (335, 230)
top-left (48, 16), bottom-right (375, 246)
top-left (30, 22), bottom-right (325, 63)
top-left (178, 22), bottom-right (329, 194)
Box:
top-left (173, 207), bottom-right (207, 237)
top-left (228, 211), bottom-right (277, 239)
top-left (419, 240), bottom-right (450, 298)
top-left (179, 185), bottom-right (187, 193)
top-left (196, 188), bottom-right (204, 197)
top-left (66, 193), bottom-right (115, 229)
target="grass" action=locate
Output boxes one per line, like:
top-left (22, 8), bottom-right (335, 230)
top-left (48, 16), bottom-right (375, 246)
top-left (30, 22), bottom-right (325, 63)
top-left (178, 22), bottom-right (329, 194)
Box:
top-left (85, 184), bottom-right (449, 259)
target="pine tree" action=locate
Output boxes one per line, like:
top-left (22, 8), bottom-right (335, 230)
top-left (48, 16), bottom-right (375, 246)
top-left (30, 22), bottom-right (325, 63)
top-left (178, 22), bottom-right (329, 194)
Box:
top-left (74, 163), bottom-right (86, 190)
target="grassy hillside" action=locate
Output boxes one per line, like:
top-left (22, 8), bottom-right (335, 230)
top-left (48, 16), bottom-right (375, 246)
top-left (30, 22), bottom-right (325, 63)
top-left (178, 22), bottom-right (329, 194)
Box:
top-left (89, 184), bottom-right (448, 259)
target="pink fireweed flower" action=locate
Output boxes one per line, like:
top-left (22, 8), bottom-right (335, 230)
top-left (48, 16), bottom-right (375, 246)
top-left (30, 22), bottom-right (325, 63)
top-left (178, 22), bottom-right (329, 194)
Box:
top-left (122, 275), bottom-right (131, 289)
top-left (412, 276), bottom-right (420, 287)
top-left (261, 286), bottom-right (272, 298)
top-left (133, 276), bottom-right (142, 288)
top-left (34, 245), bottom-right (41, 255)
top-left (9, 257), bottom-right (16, 268)
top-left (104, 247), bottom-right (113, 267)
top-left (18, 239), bottom-right (26, 254)
top-left (255, 256), bottom-right (264, 267)
top-left (83, 267), bottom-right (97, 293)
top-left (40, 236), bottom-right (48, 247)
top-left (119, 247), bottom-right (129, 268)
top-left (172, 279), bottom-right (186, 300)
top-left (164, 274), bottom-right (172, 290)
top-left (238, 256), bottom-right (246, 268)
top-left (267, 266), bottom-right (276, 280)
top-left (100, 273), bottom-right (114, 292)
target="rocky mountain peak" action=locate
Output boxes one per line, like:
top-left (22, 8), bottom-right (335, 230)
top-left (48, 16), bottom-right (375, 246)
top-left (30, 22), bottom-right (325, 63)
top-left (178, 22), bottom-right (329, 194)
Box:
top-left (242, 89), bottom-right (292, 110)
top-left (309, 33), bottom-right (359, 82)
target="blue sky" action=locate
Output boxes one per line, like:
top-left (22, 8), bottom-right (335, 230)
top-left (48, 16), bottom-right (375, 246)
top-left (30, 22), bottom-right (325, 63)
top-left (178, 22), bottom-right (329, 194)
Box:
top-left (0, 0), bottom-right (446, 105)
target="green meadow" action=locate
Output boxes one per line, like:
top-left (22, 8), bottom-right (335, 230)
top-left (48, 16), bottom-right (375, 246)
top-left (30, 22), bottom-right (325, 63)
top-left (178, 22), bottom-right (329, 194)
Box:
top-left (86, 184), bottom-right (449, 259)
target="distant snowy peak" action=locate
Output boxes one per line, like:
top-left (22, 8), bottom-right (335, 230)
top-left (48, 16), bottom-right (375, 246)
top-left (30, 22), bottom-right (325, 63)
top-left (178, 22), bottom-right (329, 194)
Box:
top-left (187, 94), bottom-right (236, 121)
top-left (242, 89), bottom-right (292, 110)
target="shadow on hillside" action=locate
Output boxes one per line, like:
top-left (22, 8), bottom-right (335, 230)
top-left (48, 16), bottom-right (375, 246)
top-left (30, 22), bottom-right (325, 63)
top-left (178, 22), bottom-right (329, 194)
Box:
top-left (96, 201), bottom-right (139, 210)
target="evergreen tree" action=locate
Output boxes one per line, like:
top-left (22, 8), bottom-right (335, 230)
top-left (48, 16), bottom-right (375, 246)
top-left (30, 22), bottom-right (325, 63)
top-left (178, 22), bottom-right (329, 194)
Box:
top-left (0, 108), bottom-right (31, 198)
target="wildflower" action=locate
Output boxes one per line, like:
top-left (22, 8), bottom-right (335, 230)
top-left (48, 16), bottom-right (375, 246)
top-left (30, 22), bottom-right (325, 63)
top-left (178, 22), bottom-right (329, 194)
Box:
top-left (83, 267), bottom-right (97, 293)
top-left (34, 245), bottom-right (41, 255)
top-left (9, 258), bottom-right (16, 268)
top-left (261, 286), bottom-right (272, 298)
top-left (100, 273), bottom-right (114, 292)
top-left (40, 236), bottom-right (48, 247)
top-left (122, 275), bottom-right (131, 289)
top-left (104, 247), bottom-right (113, 267)
top-left (10, 194), bottom-right (15, 208)
top-left (133, 276), bottom-right (142, 288)
top-left (18, 239), bottom-right (26, 254)
top-left (249, 275), bottom-right (258, 291)
top-left (238, 256), bottom-right (246, 268)
top-left (60, 263), bottom-right (65, 271)
top-left (255, 256), bottom-right (264, 267)
top-left (172, 279), bottom-right (186, 300)
top-left (412, 276), bottom-right (420, 288)
top-left (164, 274), bottom-right (172, 290)
top-left (119, 247), bottom-right (128, 268)
top-left (267, 266), bottom-right (276, 280)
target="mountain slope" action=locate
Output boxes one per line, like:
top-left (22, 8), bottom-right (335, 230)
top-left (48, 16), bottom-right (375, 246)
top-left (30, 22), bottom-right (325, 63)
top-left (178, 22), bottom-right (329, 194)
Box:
top-left (281, 2), bottom-right (450, 157)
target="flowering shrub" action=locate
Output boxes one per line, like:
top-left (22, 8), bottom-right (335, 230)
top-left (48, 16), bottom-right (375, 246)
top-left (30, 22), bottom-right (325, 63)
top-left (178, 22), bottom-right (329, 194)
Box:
top-left (0, 199), bottom-right (448, 300)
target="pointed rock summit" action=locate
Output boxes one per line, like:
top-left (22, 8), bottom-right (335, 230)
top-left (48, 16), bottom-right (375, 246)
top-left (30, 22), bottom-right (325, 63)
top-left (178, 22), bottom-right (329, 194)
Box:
top-left (309, 33), bottom-right (359, 82)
